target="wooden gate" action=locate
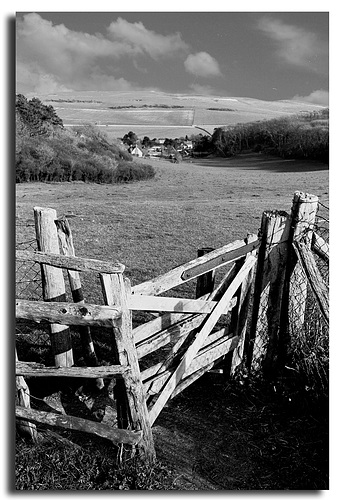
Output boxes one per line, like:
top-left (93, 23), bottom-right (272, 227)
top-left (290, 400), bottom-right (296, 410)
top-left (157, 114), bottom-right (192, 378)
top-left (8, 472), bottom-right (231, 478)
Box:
top-left (16, 192), bottom-right (329, 462)
top-left (15, 207), bottom-right (260, 462)
top-left (129, 234), bottom-right (259, 426)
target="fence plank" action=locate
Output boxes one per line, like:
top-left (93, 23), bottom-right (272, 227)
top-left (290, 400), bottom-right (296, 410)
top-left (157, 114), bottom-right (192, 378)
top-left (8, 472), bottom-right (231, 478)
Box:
top-left (16, 299), bottom-right (121, 327)
top-left (133, 263), bottom-right (238, 346)
top-left (16, 249), bottom-right (125, 274)
top-left (16, 407), bottom-right (143, 446)
top-left (230, 234), bottom-right (257, 375)
top-left (139, 265), bottom-right (239, 392)
top-left (129, 294), bottom-right (219, 314)
top-left (136, 297), bottom-right (237, 360)
top-left (148, 254), bottom-right (257, 425)
top-left (293, 242), bottom-right (329, 326)
top-left (169, 336), bottom-right (239, 399)
top-left (34, 206), bottom-right (73, 367)
top-left (131, 237), bottom-right (258, 296)
top-left (16, 361), bottom-right (130, 378)
top-left (143, 331), bottom-right (238, 396)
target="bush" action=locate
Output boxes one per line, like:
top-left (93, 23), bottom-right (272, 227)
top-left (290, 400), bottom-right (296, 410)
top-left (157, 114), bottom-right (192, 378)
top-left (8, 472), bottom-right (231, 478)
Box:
top-left (113, 162), bottom-right (155, 183)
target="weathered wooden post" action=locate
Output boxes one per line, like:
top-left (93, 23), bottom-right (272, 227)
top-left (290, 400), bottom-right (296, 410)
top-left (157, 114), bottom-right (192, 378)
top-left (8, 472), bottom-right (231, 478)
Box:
top-left (55, 216), bottom-right (101, 384)
top-left (100, 273), bottom-right (156, 463)
top-left (34, 207), bottom-right (74, 367)
top-left (15, 350), bottom-right (38, 441)
top-left (195, 247), bottom-right (215, 298)
top-left (248, 210), bottom-right (291, 377)
top-left (287, 192), bottom-right (319, 333)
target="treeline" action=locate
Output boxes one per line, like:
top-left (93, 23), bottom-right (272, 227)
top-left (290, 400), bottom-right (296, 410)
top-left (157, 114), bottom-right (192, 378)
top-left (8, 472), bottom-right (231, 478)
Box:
top-left (16, 95), bottom-right (155, 184)
top-left (196, 109), bottom-right (329, 163)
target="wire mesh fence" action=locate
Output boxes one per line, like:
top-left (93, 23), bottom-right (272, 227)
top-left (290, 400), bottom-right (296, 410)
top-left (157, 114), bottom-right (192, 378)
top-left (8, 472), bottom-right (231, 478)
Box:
top-left (16, 236), bottom-right (50, 362)
top-left (16, 238), bottom-right (43, 301)
top-left (314, 200), bottom-right (329, 284)
top-left (288, 200), bottom-right (329, 395)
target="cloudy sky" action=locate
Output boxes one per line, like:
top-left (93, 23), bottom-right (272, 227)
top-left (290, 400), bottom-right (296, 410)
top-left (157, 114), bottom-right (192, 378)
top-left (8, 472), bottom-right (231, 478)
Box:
top-left (16, 10), bottom-right (329, 104)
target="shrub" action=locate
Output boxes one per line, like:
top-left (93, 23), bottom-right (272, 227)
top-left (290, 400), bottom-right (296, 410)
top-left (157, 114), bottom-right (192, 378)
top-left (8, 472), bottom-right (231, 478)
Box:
top-left (16, 98), bottom-right (140, 184)
top-left (113, 161), bottom-right (155, 183)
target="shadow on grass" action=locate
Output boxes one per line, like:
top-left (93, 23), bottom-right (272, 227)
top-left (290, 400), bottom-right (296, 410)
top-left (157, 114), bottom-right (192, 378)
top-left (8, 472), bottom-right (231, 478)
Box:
top-left (191, 153), bottom-right (329, 173)
top-left (154, 375), bottom-right (329, 490)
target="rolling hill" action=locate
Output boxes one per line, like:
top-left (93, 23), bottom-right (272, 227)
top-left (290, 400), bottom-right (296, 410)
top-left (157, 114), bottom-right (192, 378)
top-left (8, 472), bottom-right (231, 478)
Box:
top-left (27, 90), bottom-right (328, 140)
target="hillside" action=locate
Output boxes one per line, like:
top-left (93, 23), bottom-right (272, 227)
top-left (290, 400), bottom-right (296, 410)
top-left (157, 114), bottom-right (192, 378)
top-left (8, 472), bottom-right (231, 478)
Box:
top-left (26, 90), bottom-right (327, 140)
top-left (15, 94), bottom-right (155, 183)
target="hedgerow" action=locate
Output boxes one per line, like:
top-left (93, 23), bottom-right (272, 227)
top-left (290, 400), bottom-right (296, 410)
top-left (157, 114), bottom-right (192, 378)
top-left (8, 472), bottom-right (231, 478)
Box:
top-left (210, 109), bottom-right (329, 162)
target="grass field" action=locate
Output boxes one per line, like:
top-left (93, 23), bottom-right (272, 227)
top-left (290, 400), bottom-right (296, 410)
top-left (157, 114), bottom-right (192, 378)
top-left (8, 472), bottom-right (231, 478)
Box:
top-left (16, 152), bottom-right (328, 262)
top-left (15, 153), bottom-right (329, 490)
top-left (29, 89), bottom-right (327, 139)
top-left (16, 153), bottom-right (329, 301)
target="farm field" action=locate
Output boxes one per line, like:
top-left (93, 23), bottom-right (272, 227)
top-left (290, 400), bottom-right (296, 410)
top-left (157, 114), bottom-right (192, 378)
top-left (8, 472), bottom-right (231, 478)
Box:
top-left (15, 153), bottom-right (329, 489)
top-left (29, 89), bottom-right (328, 139)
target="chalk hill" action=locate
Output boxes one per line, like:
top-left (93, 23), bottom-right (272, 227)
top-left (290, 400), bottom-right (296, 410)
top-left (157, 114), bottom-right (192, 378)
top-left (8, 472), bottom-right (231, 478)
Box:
top-left (27, 90), bottom-right (327, 139)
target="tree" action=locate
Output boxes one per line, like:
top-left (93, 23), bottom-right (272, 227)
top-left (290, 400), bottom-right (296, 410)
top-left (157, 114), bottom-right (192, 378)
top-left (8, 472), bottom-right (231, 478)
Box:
top-left (142, 136), bottom-right (152, 148)
top-left (122, 131), bottom-right (138, 146)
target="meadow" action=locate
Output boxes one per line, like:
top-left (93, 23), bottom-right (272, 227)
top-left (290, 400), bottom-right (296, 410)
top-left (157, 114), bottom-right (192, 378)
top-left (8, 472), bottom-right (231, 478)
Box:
top-left (16, 153), bottom-right (329, 283)
top-left (15, 152), bottom-right (329, 489)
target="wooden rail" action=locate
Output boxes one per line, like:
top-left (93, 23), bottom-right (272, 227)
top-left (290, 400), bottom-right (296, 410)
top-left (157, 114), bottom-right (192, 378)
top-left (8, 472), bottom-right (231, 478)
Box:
top-left (16, 299), bottom-right (121, 327)
top-left (16, 407), bottom-right (143, 446)
top-left (16, 249), bottom-right (125, 274)
top-left (131, 236), bottom-right (259, 296)
top-left (16, 361), bottom-right (130, 378)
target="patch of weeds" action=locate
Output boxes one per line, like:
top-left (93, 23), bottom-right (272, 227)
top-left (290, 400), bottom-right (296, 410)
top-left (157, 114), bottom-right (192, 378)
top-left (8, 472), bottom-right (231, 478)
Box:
top-left (15, 434), bottom-right (178, 490)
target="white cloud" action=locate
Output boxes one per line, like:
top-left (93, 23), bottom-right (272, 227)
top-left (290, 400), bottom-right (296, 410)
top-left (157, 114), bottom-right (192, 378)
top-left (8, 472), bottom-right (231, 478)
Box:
top-left (16, 13), bottom-right (139, 93)
top-left (107, 17), bottom-right (189, 59)
top-left (256, 16), bottom-right (327, 73)
top-left (184, 52), bottom-right (222, 77)
top-left (292, 90), bottom-right (329, 106)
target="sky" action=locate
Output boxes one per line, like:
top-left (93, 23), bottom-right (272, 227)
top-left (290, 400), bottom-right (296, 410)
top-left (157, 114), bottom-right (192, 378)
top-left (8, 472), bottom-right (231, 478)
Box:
top-left (15, 9), bottom-right (329, 105)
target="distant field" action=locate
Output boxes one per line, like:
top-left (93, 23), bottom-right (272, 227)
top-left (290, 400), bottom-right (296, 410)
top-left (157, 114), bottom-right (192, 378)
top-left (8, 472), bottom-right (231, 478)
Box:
top-left (30, 90), bottom-right (327, 140)
top-left (59, 108), bottom-right (194, 127)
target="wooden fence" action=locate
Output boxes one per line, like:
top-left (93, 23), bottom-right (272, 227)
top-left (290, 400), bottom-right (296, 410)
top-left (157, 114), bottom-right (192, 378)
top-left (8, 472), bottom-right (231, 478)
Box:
top-left (15, 192), bottom-right (329, 463)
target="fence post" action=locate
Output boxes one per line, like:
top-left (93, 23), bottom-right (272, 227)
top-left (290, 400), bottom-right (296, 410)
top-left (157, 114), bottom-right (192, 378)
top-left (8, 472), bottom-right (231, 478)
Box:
top-left (100, 273), bottom-right (156, 463)
top-left (248, 210), bottom-right (291, 377)
top-left (55, 216), bottom-right (101, 385)
top-left (15, 350), bottom-right (38, 442)
top-left (195, 247), bottom-right (215, 298)
top-left (287, 192), bottom-right (319, 333)
top-left (34, 207), bottom-right (74, 367)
